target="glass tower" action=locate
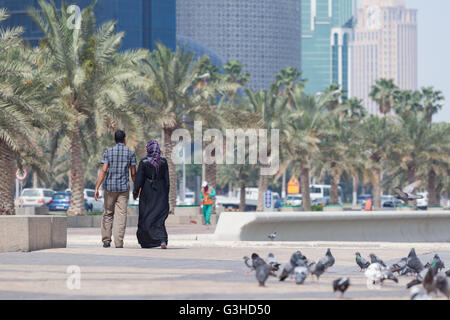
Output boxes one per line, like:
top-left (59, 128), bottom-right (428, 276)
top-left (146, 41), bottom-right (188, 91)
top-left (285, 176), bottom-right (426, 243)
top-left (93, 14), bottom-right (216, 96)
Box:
top-left (177, 0), bottom-right (302, 91)
top-left (301, 0), bottom-right (355, 95)
top-left (0, 0), bottom-right (176, 51)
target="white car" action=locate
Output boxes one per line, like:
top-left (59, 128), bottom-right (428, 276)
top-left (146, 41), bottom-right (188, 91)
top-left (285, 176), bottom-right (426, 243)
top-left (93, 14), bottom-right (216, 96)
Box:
top-left (65, 188), bottom-right (104, 212)
top-left (286, 194), bottom-right (302, 206)
top-left (18, 188), bottom-right (55, 207)
top-left (416, 192), bottom-right (428, 210)
top-left (176, 192), bottom-right (196, 205)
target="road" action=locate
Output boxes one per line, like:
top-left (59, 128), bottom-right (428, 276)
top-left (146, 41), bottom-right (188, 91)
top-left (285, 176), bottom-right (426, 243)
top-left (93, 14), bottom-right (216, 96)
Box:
top-left (0, 225), bottom-right (449, 300)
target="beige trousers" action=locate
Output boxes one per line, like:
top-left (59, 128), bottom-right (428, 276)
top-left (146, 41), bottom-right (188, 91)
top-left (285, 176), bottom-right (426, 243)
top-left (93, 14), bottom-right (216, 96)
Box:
top-left (101, 190), bottom-right (129, 247)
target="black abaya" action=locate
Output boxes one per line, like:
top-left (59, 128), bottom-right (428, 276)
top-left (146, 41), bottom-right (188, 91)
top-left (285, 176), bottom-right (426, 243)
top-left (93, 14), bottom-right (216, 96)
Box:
top-left (133, 157), bottom-right (170, 248)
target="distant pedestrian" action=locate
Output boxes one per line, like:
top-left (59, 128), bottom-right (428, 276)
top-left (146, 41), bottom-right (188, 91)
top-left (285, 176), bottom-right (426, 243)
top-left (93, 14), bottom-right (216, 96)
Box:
top-left (133, 140), bottom-right (170, 249)
top-left (94, 130), bottom-right (136, 248)
top-left (201, 181), bottom-right (215, 225)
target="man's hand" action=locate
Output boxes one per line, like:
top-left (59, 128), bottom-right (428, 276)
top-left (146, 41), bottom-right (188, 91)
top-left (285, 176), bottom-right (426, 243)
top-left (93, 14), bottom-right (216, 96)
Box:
top-left (94, 188), bottom-right (100, 201)
top-left (133, 194), bottom-right (138, 201)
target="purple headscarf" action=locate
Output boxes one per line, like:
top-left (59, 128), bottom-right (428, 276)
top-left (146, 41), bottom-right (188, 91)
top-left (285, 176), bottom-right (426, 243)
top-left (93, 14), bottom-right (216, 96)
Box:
top-left (146, 139), bottom-right (162, 172)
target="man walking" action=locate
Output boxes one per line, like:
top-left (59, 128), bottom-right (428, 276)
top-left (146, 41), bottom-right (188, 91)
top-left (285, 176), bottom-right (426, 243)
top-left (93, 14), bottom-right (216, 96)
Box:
top-left (201, 181), bottom-right (215, 225)
top-left (94, 130), bottom-right (136, 248)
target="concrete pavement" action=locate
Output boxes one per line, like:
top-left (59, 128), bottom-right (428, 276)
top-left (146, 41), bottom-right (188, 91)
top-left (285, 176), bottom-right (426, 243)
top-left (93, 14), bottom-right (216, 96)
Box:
top-left (0, 225), bottom-right (450, 300)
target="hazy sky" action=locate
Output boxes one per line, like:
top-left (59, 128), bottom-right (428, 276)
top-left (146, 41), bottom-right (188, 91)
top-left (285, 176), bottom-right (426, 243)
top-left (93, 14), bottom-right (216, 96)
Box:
top-left (407, 0), bottom-right (450, 123)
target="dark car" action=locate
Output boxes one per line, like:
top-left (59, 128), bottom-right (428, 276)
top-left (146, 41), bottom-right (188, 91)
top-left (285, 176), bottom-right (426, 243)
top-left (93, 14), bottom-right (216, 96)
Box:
top-left (48, 192), bottom-right (92, 212)
top-left (357, 194), bottom-right (373, 205)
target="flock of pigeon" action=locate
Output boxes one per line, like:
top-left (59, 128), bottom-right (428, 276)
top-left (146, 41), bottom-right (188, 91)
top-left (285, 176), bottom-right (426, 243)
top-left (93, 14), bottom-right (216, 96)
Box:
top-left (243, 248), bottom-right (450, 299)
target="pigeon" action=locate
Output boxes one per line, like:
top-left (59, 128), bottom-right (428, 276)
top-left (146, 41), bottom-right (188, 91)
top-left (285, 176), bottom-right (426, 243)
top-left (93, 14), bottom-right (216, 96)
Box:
top-left (243, 256), bottom-right (254, 273)
top-left (365, 263), bottom-right (398, 286)
top-left (424, 254), bottom-right (445, 272)
top-left (410, 286), bottom-right (432, 300)
top-left (393, 181), bottom-right (423, 203)
top-left (251, 253), bottom-right (267, 269)
top-left (294, 266), bottom-right (309, 285)
top-left (333, 278), bottom-right (350, 298)
top-left (318, 248), bottom-right (335, 269)
top-left (435, 274), bottom-right (450, 299)
top-left (406, 248), bottom-right (424, 274)
top-left (266, 253), bottom-right (281, 271)
top-left (390, 257), bottom-right (408, 274)
top-left (268, 232), bottom-right (277, 241)
top-left (310, 261), bottom-right (326, 281)
top-left (406, 265), bottom-right (438, 292)
top-left (401, 266), bottom-right (418, 277)
top-left (381, 266), bottom-right (399, 284)
top-left (369, 254), bottom-right (387, 268)
top-left (279, 251), bottom-right (307, 282)
top-left (365, 263), bottom-right (383, 285)
top-left (255, 263), bottom-right (272, 287)
top-left (355, 252), bottom-right (371, 271)
top-left (423, 268), bottom-right (438, 295)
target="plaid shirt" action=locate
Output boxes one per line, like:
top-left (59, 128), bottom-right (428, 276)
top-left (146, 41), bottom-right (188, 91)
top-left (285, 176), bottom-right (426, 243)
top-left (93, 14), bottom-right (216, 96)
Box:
top-left (101, 143), bottom-right (137, 192)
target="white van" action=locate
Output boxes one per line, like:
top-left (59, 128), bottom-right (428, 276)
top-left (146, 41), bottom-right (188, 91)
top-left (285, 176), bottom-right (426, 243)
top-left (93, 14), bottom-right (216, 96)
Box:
top-left (309, 185), bottom-right (343, 202)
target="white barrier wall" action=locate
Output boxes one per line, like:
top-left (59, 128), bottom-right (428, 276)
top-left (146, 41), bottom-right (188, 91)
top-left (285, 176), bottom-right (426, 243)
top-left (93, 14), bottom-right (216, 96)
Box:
top-left (213, 211), bottom-right (450, 242)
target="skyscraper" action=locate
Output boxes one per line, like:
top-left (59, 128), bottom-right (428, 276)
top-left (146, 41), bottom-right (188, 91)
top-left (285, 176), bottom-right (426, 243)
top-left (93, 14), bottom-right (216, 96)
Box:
top-left (301, 0), bottom-right (356, 95)
top-left (0, 0), bottom-right (176, 51)
top-left (351, 0), bottom-right (418, 115)
top-left (176, 0), bottom-right (302, 91)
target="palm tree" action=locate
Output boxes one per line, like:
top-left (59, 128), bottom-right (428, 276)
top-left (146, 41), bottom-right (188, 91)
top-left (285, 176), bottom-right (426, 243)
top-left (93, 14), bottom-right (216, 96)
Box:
top-left (246, 84), bottom-right (287, 211)
top-left (139, 43), bottom-right (215, 213)
top-left (28, 0), bottom-right (147, 216)
top-left (273, 68), bottom-right (305, 199)
top-left (421, 87), bottom-right (444, 123)
top-left (360, 116), bottom-right (401, 210)
top-left (0, 9), bottom-right (57, 215)
top-left (283, 87), bottom-right (329, 211)
top-left (369, 78), bottom-right (400, 115)
top-left (322, 83), bottom-right (344, 112)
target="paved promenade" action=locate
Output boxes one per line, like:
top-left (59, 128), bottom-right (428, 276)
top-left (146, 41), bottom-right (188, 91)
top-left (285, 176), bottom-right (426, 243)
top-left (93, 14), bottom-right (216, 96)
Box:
top-left (0, 225), bottom-right (449, 300)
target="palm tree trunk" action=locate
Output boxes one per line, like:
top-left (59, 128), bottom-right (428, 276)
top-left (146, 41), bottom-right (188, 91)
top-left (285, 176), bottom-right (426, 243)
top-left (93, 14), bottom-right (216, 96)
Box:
top-left (67, 127), bottom-right (86, 216)
top-left (282, 169), bottom-right (286, 201)
top-left (372, 167), bottom-right (382, 211)
top-left (428, 169), bottom-right (439, 207)
top-left (352, 175), bottom-right (358, 207)
top-left (32, 172), bottom-right (39, 188)
top-left (0, 139), bottom-right (16, 215)
top-left (300, 165), bottom-right (311, 211)
top-left (164, 128), bottom-right (177, 214)
top-left (239, 182), bottom-right (246, 212)
top-left (329, 168), bottom-right (340, 205)
top-left (256, 167), bottom-right (269, 212)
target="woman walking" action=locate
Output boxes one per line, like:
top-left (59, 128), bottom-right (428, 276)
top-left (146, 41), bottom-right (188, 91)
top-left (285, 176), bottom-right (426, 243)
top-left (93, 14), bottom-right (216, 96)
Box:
top-left (133, 140), bottom-right (170, 249)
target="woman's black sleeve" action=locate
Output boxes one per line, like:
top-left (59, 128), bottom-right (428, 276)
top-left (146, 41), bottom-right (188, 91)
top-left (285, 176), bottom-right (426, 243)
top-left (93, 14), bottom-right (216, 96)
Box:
top-left (164, 160), bottom-right (170, 192)
top-left (133, 160), bottom-right (145, 197)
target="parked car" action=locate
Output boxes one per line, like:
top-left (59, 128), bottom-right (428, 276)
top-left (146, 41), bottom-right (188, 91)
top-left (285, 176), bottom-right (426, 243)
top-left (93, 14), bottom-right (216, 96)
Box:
top-left (416, 192), bottom-right (428, 210)
top-left (286, 194), bottom-right (302, 206)
top-left (65, 188), bottom-right (104, 212)
top-left (18, 188), bottom-right (54, 207)
top-left (312, 197), bottom-right (330, 206)
top-left (177, 192), bottom-right (196, 206)
top-left (274, 199), bottom-right (285, 209)
top-left (357, 194), bottom-right (373, 205)
top-left (48, 192), bottom-right (91, 212)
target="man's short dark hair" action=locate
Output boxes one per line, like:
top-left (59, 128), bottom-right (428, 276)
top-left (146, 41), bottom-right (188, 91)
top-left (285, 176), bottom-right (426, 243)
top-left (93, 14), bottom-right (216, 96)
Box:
top-left (115, 130), bottom-right (126, 143)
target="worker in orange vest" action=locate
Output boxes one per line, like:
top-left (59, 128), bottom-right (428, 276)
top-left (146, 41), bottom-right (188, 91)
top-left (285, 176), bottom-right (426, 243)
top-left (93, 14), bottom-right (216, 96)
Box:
top-left (201, 181), bottom-right (216, 225)
top-left (364, 199), bottom-right (373, 211)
